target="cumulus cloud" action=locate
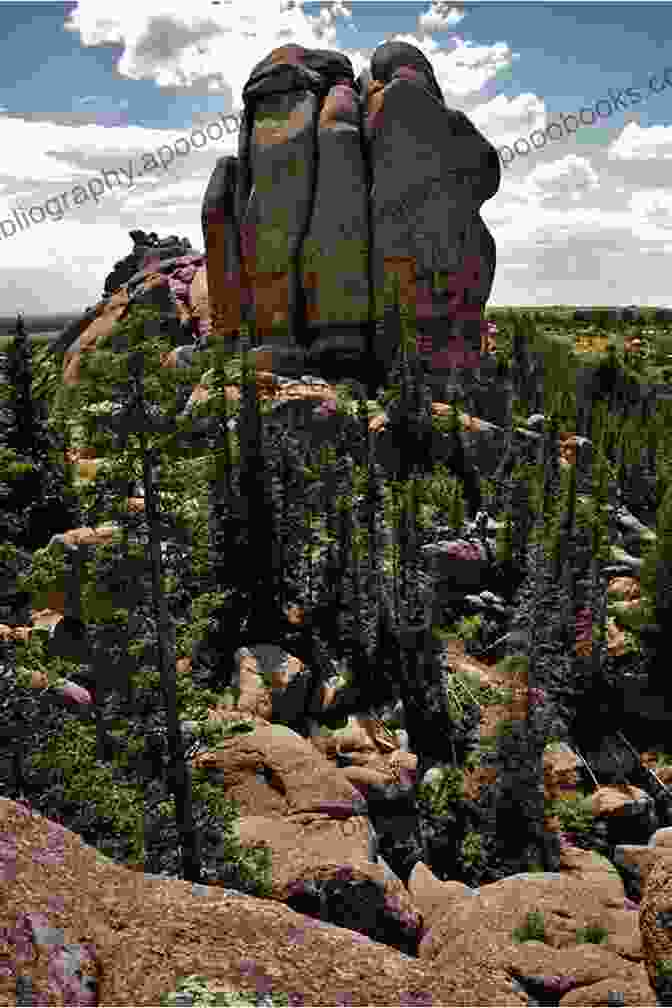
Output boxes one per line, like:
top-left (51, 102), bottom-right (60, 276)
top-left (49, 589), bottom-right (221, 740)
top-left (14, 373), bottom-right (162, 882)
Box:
top-left (418, 3), bottom-right (465, 35)
top-left (609, 120), bottom-right (672, 161)
top-left (0, 0), bottom-right (670, 312)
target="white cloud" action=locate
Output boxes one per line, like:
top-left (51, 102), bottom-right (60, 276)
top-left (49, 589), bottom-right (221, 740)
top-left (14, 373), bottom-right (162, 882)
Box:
top-left (1, 0), bottom-right (671, 313)
top-left (418, 3), bottom-right (465, 35)
top-left (608, 120), bottom-right (672, 161)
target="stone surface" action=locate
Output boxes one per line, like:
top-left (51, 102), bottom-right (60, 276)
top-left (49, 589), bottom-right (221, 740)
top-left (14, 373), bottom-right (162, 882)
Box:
top-left (190, 722), bottom-right (362, 819)
top-left (418, 872), bottom-right (627, 962)
top-left (1, 797), bottom-right (531, 1007)
top-left (501, 943), bottom-right (654, 1007)
top-left (558, 845), bottom-right (626, 904)
top-left (640, 854), bottom-right (672, 1002)
top-left (408, 861), bottom-right (479, 935)
top-left (591, 785), bottom-right (653, 818)
top-left (544, 744), bottom-right (582, 802)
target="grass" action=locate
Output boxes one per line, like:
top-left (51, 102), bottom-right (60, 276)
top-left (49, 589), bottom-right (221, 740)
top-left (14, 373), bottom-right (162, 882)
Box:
top-left (575, 922), bottom-right (609, 944)
top-left (512, 909), bottom-right (547, 943)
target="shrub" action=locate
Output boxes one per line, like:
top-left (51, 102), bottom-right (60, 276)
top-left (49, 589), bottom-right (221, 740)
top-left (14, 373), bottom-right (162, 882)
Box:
top-left (460, 830), bottom-right (485, 870)
top-left (548, 794), bottom-right (595, 835)
top-left (159, 975), bottom-right (290, 1006)
top-left (512, 909), bottom-right (546, 943)
top-left (456, 613), bottom-right (484, 642)
top-left (576, 922), bottom-right (609, 945)
top-left (463, 750), bottom-right (482, 771)
top-left (418, 766), bottom-right (464, 814)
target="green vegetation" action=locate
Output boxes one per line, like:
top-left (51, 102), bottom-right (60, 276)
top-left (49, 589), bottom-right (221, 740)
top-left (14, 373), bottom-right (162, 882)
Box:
top-left (512, 909), bottom-right (547, 943)
top-left (3, 301), bottom-right (671, 934)
top-left (159, 975), bottom-right (290, 1006)
top-left (547, 794), bottom-right (596, 835)
top-left (439, 662), bottom-right (514, 727)
top-left (575, 922), bottom-right (609, 945)
top-left (460, 830), bottom-right (486, 870)
top-left (418, 766), bottom-right (464, 812)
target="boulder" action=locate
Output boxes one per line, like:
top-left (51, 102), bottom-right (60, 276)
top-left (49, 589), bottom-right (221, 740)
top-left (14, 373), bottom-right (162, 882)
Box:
top-left (415, 869), bottom-right (653, 1002)
top-left (187, 718), bottom-right (425, 949)
top-left (640, 854), bottom-right (672, 1002)
top-left (190, 721), bottom-right (362, 819)
top-left (0, 797), bottom-right (529, 1007)
top-left (500, 943), bottom-right (653, 1006)
top-left (558, 844), bottom-right (627, 903)
top-left (591, 785), bottom-right (653, 819)
top-left (543, 743), bottom-right (583, 802)
top-left (62, 288), bottom-right (130, 386)
top-left (613, 844), bottom-right (672, 903)
top-left (408, 861), bottom-right (479, 935)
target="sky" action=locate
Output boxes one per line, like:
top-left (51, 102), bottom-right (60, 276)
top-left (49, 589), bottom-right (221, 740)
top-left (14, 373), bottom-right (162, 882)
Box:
top-left (0, 0), bottom-right (670, 316)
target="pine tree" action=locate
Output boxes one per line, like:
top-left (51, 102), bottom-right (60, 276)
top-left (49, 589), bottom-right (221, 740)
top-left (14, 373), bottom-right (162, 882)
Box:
top-left (53, 303), bottom-right (207, 883)
top-left (0, 314), bottom-right (79, 550)
top-left (640, 480), bottom-right (672, 695)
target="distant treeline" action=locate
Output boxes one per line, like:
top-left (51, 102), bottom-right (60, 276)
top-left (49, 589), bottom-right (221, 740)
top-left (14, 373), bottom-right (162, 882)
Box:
top-left (0, 314), bottom-right (80, 336)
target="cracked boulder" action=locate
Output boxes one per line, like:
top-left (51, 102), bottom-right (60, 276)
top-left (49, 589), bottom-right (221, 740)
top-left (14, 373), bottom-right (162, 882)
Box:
top-left (189, 722), bottom-right (422, 951)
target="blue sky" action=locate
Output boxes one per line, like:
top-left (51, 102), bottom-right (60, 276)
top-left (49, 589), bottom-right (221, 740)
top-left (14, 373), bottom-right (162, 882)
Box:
top-left (0, 1), bottom-right (670, 314)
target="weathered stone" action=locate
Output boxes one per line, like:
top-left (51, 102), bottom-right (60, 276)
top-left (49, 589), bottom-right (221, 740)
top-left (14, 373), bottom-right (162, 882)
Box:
top-left (543, 744), bottom-right (582, 802)
top-left (640, 854), bottom-right (672, 1001)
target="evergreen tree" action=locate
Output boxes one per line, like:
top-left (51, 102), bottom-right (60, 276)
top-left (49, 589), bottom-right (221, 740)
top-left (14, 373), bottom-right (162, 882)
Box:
top-left (0, 314), bottom-right (79, 550)
top-left (53, 303), bottom-right (206, 883)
